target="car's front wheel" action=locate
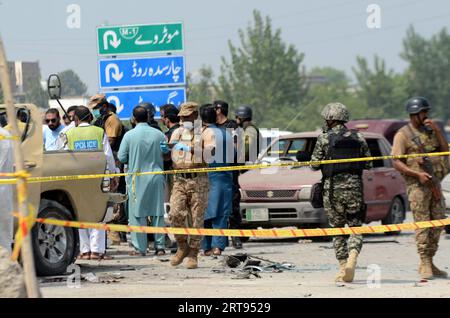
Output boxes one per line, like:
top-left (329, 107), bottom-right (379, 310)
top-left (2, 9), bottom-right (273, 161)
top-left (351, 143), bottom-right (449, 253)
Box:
top-left (31, 199), bottom-right (77, 276)
top-left (382, 197), bottom-right (405, 236)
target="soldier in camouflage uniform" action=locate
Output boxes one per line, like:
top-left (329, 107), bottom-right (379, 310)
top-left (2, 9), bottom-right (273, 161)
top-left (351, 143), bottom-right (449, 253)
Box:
top-left (311, 103), bottom-right (372, 283)
top-left (392, 97), bottom-right (449, 280)
top-left (167, 102), bottom-right (215, 269)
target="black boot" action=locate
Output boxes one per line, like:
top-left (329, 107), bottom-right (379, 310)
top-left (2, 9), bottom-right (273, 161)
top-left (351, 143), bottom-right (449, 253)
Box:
top-left (232, 237), bottom-right (243, 249)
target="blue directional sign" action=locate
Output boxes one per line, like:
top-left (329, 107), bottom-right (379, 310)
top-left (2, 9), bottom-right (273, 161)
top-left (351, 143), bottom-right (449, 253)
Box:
top-left (98, 56), bottom-right (185, 90)
top-left (105, 88), bottom-right (186, 119)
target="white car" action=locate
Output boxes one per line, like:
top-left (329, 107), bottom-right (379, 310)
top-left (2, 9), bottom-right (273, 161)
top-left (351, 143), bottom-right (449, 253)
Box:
top-left (443, 174), bottom-right (450, 234)
top-left (443, 174), bottom-right (450, 211)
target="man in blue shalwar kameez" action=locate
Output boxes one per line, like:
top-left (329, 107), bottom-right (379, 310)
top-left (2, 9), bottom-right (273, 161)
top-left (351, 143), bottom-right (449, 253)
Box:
top-left (118, 106), bottom-right (166, 256)
top-left (199, 104), bottom-right (234, 256)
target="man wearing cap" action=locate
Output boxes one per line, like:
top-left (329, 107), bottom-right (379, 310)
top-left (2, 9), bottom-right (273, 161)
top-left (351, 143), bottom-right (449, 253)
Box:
top-left (164, 102), bottom-right (215, 269)
top-left (88, 93), bottom-right (123, 151)
top-left (392, 97), bottom-right (449, 280)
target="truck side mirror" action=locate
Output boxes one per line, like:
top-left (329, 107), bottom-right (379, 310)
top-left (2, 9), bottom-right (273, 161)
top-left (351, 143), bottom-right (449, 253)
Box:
top-left (47, 74), bottom-right (62, 100)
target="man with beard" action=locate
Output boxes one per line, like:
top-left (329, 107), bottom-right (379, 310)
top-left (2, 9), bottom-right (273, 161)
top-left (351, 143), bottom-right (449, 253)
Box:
top-left (43, 108), bottom-right (65, 151)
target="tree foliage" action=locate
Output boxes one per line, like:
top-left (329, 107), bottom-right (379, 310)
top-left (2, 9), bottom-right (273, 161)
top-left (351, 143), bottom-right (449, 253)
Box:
top-left (352, 55), bottom-right (408, 119)
top-left (58, 69), bottom-right (88, 97)
top-left (186, 65), bottom-right (217, 105)
top-left (24, 76), bottom-right (48, 109)
top-left (401, 26), bottom-right (450, 120)
top-left (218, 10), bottom-right (308, 128)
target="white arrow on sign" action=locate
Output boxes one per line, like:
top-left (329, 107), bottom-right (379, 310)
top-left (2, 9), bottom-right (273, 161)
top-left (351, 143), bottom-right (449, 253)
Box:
top-left (105, 63), bottom-right (123, 83)
top-left (107, 96), bottom-right (124, 114)
top-left (167, 90), bottom-right (178, 104)
top-left (103, 31), bottom-right (121, 50)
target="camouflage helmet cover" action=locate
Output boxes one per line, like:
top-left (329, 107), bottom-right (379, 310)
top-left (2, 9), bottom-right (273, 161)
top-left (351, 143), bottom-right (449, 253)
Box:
top-left (321, 102), bottom-right (350, 122)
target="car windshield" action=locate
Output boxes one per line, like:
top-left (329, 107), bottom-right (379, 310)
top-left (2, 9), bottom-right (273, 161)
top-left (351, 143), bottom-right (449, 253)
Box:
top-left (265, 138), bottom-right (309, 159)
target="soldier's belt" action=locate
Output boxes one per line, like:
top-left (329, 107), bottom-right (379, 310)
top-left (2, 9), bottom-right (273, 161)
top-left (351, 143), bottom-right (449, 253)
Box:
top-left (1, 151), bottom-right (450, 185)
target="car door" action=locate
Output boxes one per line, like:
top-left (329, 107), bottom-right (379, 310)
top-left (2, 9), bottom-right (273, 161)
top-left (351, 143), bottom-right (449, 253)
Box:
top-left (364, 138), bottom-right (398, 222)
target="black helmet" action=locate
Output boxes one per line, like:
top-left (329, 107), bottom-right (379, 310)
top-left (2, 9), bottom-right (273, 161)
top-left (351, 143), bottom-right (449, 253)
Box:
top-left (138, 102), bottom-right (156, 117)
top-left (235, 105), bottom-right (253, 120)
top-left (405, 97), bottom-right (431, 114)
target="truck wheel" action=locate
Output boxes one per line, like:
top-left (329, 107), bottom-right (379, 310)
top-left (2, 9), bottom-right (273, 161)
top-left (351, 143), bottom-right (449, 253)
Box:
top-left (32, 199), bottom-right (76, 276)
top-left (382, 197), bottom-right (405, 236)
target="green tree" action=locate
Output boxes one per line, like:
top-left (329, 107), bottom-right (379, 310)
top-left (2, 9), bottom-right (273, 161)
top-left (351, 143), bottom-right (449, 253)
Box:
top-left (58, 69), bottom-right (87, 97)
top-left (25, 76), bottom-right (48, 109)
top-left (218, 10), bottom-right (308, 129)
top-left (352, 55), bottom-right (408, 119)
top-left (186, 65), bottom-right (217, 105)
top-left (308, 66), bottom-right (350, 91)
top-left (294, 67), bottom-right (365, 132)
top-left (401, 26), bottom-right (450, 120)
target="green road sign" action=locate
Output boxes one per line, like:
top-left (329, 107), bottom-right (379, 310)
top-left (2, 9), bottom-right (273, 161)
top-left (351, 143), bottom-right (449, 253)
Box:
top-left (97, 22), bottom-right (183, 56)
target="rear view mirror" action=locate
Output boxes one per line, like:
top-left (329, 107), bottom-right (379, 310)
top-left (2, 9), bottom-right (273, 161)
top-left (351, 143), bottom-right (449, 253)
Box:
top-left (47, 74), bottom-right (61, 100)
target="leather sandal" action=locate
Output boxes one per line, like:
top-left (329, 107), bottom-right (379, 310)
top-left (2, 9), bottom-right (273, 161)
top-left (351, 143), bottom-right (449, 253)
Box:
top-left (129, 250), bottom-right (146, 256)
top-left (77, 252), bottom-right (90, 260)
top-left (155, 249), bottom-right (166, 256)
top-left (203, 249), bottom-right (213, 256)
top-left (90, 252), bottom-right (114, 260)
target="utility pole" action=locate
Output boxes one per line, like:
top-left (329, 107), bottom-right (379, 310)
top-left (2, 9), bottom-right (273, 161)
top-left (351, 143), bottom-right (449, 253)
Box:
top-left (0, 34), bottom-right (41, 298)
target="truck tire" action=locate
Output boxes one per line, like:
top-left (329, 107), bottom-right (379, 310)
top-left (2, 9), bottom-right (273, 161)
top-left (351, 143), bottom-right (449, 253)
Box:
top-left (31, 199), bottom-right (76, 276)
top-left (382, 197), bottom-right (405, 236)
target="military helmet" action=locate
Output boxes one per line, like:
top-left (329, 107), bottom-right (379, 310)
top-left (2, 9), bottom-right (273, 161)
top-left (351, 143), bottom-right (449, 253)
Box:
top-left (405, 97), bottom-right (430, 114)
top-left (321, 102), bottom-right (350, 122)
top-left (235, 105), bottom-right (253, 119)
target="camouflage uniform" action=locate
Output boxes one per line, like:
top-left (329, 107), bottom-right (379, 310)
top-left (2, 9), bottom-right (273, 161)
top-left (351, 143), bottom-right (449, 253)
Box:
top-left (169, 103), bottom-right (213, 251)
top-left (311, 103), bottom-right (372, 261)
top-left (392, 124), bottom-right (449, 258)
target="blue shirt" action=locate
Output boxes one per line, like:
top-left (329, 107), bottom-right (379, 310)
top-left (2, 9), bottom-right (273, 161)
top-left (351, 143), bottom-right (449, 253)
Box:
top-left (43, 124), bottom-right (65, 151)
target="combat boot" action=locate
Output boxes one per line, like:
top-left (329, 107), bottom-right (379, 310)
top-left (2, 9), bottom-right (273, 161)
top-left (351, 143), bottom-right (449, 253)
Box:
top-left (419, 256), bottom-right (433, 280)
top-left (170, 241), bottom-right (190, 266)
top-left (431, 259), bottom-right (448, 278)
top-left (335, 260), bottom-right (347, 282)
top-left (343, 250), bottom-right (358, 282)
top-left (185, 248), bottom-right (199, 269)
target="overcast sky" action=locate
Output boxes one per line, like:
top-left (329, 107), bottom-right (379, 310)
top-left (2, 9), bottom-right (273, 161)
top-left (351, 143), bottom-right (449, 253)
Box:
top-left (1, 0), bottom-right (450, 94)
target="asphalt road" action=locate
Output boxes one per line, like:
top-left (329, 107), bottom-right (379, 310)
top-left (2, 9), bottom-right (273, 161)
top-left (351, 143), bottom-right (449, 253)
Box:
top-left (39, 213), bottom-right (450, 298)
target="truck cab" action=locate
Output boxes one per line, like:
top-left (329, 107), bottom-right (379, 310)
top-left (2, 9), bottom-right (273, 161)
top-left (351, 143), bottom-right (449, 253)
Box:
top-left (1, 103), bottom-right (125, 276)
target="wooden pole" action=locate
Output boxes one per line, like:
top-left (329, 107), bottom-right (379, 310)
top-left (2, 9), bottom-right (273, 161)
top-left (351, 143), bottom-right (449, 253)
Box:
top-left (0, 34), bottom-right (41, 298)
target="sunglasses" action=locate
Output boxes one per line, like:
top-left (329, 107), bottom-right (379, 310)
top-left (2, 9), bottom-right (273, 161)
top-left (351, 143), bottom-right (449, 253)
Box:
top-left (45, 118), bottom-right (58, 123)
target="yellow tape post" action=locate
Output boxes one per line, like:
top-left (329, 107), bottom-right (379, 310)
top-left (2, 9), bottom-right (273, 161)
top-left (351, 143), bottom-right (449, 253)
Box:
top-left (32, 217), bottom-right (450, 238)
top-left (0, 151), bottom-right (449, 186)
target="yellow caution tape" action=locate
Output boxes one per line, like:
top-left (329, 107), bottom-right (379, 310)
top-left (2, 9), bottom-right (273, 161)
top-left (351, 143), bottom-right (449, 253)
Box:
top-left (31, 216), bottom-right (450, 238)
top-left (0, 151), bottom-right (449, 186)
top-left (0, 134), bottom-right (19, 141)
top-left (11, 206), bottom-right (36, 261)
